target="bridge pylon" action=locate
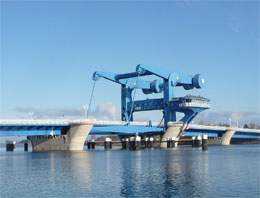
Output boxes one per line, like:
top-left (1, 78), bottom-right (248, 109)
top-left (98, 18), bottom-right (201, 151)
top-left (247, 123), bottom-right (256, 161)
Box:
top-left (160, 122), bottom-right (185, 148)
top-left (221, 128), bottom-right (236, 145)
top-left (28, 122), bottom-right (93, 151)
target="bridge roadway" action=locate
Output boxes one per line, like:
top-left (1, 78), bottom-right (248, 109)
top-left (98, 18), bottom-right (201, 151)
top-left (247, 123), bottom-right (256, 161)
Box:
top-left (0, 119), bottom-right (259, 151)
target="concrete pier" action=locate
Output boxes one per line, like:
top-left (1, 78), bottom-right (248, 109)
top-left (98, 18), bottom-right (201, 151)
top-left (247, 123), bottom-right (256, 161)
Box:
top-left (6, 141), bottom-right (15, 151)
top-left (91, 140), bottom-right (96, 149)
top-left (129, 136), bottom-right (141, 150)
top-left (125, 138), bottom-right (129, 149)
top-left (121, 138), bottom-right (127, 149)
top-left (144, 137), bottom-right (149, 148)
top-left (28, 122), bottom-right (93, 151)
top-left (161, 122), bottom-right (183, 148)
top-left (194, 135), bottom-right (202, 147)
top-left (87, 141), bottom-right (91, 149)
top-left (169, 138), bottom-right (172, 148)
top-left (166, 137), bottom-right (178, 148)
top-left (104, 137), bottom-right (112, 149)
top-left (87, 139), bottom-right (96, 149)
top-left (202, 134), bottom-right (208, 150)
top-left (24, 143), bottom-right (28, 151)
top-left (192, 136), bottom-right (196, 147)
top-left (148, 137), bottom-right (154, 148)
top-left (221, 128), bottom-right (236, 145)
top-left (136, 136), bottom-right (141, 149)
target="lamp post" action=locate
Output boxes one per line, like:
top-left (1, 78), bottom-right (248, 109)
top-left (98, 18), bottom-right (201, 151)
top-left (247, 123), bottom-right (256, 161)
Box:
top-left (229, 118), bottom-right (232, 127)
top-left (29, 112), bottom-right (34, 119)
top-left (82, 105), bottom-right (87, 118)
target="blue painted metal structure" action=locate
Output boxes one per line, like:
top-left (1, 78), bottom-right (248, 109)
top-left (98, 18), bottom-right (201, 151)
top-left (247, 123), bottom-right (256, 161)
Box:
top-left (1, 124), bottom-right (260, 140)
top-left (91, 125), bottom-right (163, 136)
top-left (1, 65), bottom-right (258, 141)
top-left (184, 128), bottom-right (260, 139)
top-left (93, 64), bottom-right (209, 129)
top-left (0, 124), bottom-right (67, 136)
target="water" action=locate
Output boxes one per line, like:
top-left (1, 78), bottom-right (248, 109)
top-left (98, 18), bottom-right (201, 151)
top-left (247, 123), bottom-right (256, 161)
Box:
top-left (0, 145), bottom-right (260, 198)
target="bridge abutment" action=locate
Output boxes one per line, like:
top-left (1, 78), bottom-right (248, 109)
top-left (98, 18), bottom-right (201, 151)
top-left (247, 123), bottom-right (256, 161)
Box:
top-left (160, 122), bottom-right (184, 148)
top-left (28, 122), bottom-right (93, 151)
top-left (221, 128), bottom-right (236, 145)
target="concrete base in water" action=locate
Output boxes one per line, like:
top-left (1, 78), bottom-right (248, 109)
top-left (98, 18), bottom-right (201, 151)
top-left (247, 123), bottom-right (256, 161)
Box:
top-left (161, 125), bottom-right (237, 147)
top-left (221, 128), bottom-right (236, 145)
top-left (28, 123), bottom-right (93, 151)
top-left (160, 122), bottom-right (184, 148)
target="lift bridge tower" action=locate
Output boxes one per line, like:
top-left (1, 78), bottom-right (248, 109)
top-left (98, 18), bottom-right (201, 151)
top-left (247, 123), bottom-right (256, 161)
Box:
top-left (93, 64), bottom-right (210, 145)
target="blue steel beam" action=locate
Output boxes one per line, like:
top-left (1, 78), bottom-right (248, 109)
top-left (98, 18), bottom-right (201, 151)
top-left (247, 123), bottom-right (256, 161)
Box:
top-left (233, 134), bottom-right (260, 139)
top-left (0, 125), bottom-right (66, 137)
top-left (136, 64), bottom-right (205, 89)
top-left (185, 128), bottom-right (225, 137)
top-left (93, 71), bottom-right (152, 90)
top-left (0, 124), bottom-right (260, 140)
top-left (115, 72), bottom-right (147, 80)
top-left (136, 64), bottom-right (170, 79)
top-left (183, 131), bottom-right (219, 138)
top-left (0, 130), bottom-right (62, 137)
top-left (129, 98), bottom-right (164, 112)
top-left (90, 125), bottom-right (163, 136)
top-left (93, 72), bottom-right (120, 84)
top-left (234, 132), bottom-right (260, 138)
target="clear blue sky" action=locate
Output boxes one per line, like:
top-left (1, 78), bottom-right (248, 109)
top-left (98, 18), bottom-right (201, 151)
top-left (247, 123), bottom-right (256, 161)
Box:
top-left (0, 1), bottom-right (259, 119)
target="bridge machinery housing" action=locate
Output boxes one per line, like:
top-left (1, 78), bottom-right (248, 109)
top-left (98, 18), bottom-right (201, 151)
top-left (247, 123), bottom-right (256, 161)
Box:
top-left (93, 64), bottom-right (210, 146)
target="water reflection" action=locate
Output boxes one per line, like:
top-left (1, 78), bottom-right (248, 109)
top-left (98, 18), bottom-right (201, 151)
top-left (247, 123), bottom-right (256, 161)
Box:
top-left (162, 149), bottom-right (210, 197)
top-left (1, 145), bottom-right (259, 197)
top-left (119, 148), bottom-right (211, 197)
top-left (27, 151), bottom-right (93, 194)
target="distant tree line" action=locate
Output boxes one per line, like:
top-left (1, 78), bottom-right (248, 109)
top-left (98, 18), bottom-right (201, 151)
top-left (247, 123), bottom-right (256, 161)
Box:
top-left (196, 121), bottom-right (260, 129)
top-left (243, 123), bottom-right (260, 129)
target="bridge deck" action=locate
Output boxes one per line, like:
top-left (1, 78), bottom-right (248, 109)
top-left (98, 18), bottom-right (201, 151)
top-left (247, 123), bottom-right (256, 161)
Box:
top-left (0, 119), bottom-right (259, 139)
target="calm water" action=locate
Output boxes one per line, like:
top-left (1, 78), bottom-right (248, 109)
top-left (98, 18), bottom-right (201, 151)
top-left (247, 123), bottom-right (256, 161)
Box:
top-left (0, 145), bottom-right (260, 198)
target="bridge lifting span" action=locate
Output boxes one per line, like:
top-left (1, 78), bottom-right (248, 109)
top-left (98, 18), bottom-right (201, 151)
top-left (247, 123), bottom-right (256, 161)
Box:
top-left (93, 64), bottom-right (210, 130)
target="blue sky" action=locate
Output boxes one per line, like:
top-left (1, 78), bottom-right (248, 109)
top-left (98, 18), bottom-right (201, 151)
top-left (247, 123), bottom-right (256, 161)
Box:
top-left (0, 1), bottom-right (259, 124)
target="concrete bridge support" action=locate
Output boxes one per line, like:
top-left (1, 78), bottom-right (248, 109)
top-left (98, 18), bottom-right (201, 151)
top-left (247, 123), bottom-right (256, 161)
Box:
top-left (160, 122), bottom-right (184, 148)
top-left (221, 128), bottom-right (236, 145)
top-left (28, 122), bottom-right (93, 151)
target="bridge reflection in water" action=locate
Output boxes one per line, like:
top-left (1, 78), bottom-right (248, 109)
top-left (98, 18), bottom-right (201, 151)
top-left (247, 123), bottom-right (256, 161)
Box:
top-left (118, 149), bottom-right (210, 197)
top-left (1, 145), bottom-right (259, 197)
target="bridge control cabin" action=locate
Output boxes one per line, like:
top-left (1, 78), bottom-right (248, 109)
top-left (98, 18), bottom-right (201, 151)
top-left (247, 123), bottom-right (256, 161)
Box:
top-left (178, 95), bottom-right (210, 109)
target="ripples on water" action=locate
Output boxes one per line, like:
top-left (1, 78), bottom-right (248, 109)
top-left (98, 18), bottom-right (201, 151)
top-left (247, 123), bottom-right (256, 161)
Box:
top-left (0, 145), bottom-right (259, 198)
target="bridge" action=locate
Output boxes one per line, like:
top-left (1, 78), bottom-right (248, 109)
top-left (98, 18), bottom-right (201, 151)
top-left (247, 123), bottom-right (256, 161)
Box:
top-left (1, 64), bottom-right (259, 151)
top-left (1, 119), bottom-right (259, 151)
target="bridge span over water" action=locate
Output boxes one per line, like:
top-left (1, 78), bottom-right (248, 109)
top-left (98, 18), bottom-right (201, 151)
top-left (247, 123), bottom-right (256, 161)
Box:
top-left (1, 119), bottom-right (259, 151)
top-left (2, 64), bottom-right (259, 151)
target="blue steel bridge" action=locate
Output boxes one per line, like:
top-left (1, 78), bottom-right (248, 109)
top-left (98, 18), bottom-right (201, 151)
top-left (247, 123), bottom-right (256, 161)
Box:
top-left (1, 64), bottom-right (259, 151)
top-left (1, 119), bottom-right (259, 140)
